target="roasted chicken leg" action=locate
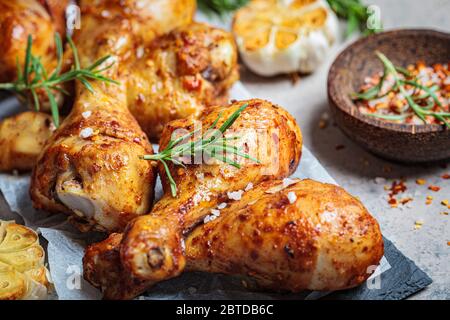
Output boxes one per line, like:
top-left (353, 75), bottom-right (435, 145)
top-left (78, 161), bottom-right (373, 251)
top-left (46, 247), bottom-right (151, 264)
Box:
top-left (83, 99), bottom-right (383, 299)
top-left (185, 178), bottom-right (384, 292)
top-left (84, 178), bottom-right (383, 299)
top-left (0, 0), bottom-right (66, 83)
top-left (127, 22), bottom-right (239, 140)
top-left (84, 98), bottom-right (303, 298)
top-left (28, 2), bottom-right (159, 232)
top-left (122, 99), bottom-right (302, 280)
top-left (1, 1), bottom-right (236, 172)
top-left (0, 0), bottom-right (71, 110)
top-left (30, 0), bottom-right (199, 231)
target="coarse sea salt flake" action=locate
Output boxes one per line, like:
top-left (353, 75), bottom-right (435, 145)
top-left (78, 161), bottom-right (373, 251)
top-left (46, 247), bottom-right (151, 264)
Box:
top-left (80, 128), bottom-right (94, 139)
top-left (211, 209), bottom-right (221, 216)
top-left (217, 203), bottom-right (227, 210)
top-left (287, 192), bottom-right (297, 204)
top-left (245, 183), bottom-right (253, 191)
top-left (136, 46), bottom-right (144, 59)
top-left (227, 190), bottom-right (244, 201)
top-left (82, 111), bottom-right (92, 119)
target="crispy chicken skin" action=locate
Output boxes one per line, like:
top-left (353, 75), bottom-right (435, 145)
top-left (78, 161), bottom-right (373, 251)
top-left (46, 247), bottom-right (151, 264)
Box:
top-left (186, 179), bottom-right (384, 292)
top-left (38, 0), bottom-right (70, 36)
top-left (83, 99), bottom-right (303, 299)
top-left (79, 0), bottom-right (196, 48)
top-left (0, 0), bottom-right (71, 109)
top-left (84, 179), bottom-right (383, 299)
top-left (127, 22), bottom-right (239, 140)
top-left (84, 233), bottom-right (150, 300)
top-left (83, 179), bottom-right (384, 299)
top-left (0, 0), bottom-right (58, 83)
top-left (122, 99), bottom-right (302, 280)
top-left (0, 1), bottom-right (232, 171)
top-left (29, 1), bottom-right (177, 233)
top-left (0, 112), bottom-right (54, 172)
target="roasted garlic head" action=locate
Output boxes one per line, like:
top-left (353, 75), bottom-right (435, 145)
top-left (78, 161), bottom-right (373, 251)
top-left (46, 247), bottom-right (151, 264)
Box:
top-left (0, 221), bottom-right (50, 300)
top-left (233, 0), bottom-right (338, 76)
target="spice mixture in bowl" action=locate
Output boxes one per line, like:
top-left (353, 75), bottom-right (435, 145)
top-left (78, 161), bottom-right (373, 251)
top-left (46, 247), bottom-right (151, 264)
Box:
top-left (327, 29), bottom-right (450, 163)
top-left (353, 53), bottom-right (449, 126)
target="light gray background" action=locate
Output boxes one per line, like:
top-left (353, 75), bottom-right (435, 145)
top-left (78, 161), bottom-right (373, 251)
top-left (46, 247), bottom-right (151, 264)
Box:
top-left (240, 0), bottom-right (449, 299)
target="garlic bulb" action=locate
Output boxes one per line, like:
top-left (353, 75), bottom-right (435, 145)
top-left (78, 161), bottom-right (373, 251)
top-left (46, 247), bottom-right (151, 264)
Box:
top-left (0, 221), bottom-right (50, 300)
top-left (233, 0), bottom-right (338, 76)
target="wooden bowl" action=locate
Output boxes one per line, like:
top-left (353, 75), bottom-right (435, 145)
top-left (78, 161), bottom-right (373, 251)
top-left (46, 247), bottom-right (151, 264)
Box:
top-left (327, 29), bottom-right (450, 163)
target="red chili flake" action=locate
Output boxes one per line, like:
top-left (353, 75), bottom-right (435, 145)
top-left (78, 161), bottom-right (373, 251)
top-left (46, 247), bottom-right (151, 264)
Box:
top-left (389, 180), bottom-right (407, 196)
top-left (400, 197), bottom-right (413, 205)
top-left (335, 145), bottom-right (345, 151)
top-left (388, 198), bottom-right (398, 208)
top-left (428, 185), bottom-right (441, 192)
top-left (386, 180), bottom-right (408, 208)
top-left (441, 174), bottom-right (450, 179)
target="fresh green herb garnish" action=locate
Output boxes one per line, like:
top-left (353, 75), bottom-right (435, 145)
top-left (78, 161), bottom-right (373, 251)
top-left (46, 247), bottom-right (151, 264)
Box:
top-left (0, 33), bottom-right (119, 127)
top-left (197, 0), bottom-right (249, 16)
top-left (327, 0), bottom-right (382, 37)
top-left (352, 51), bottom-right (450, 128)
top-left (142, 103), bottom-right (259, 197)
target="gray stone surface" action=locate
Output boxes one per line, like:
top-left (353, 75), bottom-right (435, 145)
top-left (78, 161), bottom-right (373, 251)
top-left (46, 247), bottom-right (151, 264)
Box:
top-left (240, 0), bottom-right (449, 300)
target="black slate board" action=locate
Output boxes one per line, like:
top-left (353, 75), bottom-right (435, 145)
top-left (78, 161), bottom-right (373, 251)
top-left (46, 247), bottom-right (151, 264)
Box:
top-left (327, 237), bottom-right (432, 300)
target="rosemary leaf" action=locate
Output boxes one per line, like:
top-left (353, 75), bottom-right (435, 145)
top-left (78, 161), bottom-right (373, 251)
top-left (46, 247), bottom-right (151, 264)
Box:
top-left (44, 86), bottom-right (59, 127)
top-left (142, 103), bottom-right (259, 196)
top-left (401, 79), bottom-right (442, 107)
top-left (0, 33), bottom-right (119, 127)
top-left (31, 89), bottom-right (40, 112)
top-left (23, 35), bottom-right (32, 86)
top-left (434, 114), bottom-right (450, 129)
top-left (50, 33), bottom-right (64, 79)
top-left (365, 113), bottom-right (409, 120)
top-left (67, 35), bottom-right (80, 70)
top-left (160, 159), bottom-right (178, 197)
top-left (198, 0), bottom-right (249, 16)
top-left (218, 103), bottom-right (248, 133)
top-left (346, 11), bottom-right (359, 38)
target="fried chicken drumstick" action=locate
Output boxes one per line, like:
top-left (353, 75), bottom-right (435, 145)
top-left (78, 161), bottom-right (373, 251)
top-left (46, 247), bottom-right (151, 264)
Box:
top-left (0, 0), bottom-right (238, 172)
top-left (0, 0), bottom-right (69, 84)
top-left (30, 0), bottom-right (201, 232)
top-left (83, 98), bottom-right (294, 299)
top-left (85, 178), bottom-right (383, 299)
top-left (83, 100), bottom-right (383, 300)
top-left (127, 22), bottom-right (238, 140)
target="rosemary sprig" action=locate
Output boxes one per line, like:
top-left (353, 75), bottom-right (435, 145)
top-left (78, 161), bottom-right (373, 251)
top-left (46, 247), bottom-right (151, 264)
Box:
top-left (352, 51), bottom-right (449, 128)
top-left (327, 0), bottom-right (382, 37)
top-left (197, 0), bottom-right (249, 16)
top-left (142, 103), bottom-right (260, 196)
top-left (0, 33), bottom-right (119, 127)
